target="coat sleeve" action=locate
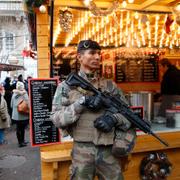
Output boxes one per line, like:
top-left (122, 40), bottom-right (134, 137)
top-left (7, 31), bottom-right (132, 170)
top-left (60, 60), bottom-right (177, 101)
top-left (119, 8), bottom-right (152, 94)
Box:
top-left (50, 82), bottom-right (84, 128)
top-left (0, 95), bottom-right (11, 128)
top-left (106, 80), bottom-right (131, 131)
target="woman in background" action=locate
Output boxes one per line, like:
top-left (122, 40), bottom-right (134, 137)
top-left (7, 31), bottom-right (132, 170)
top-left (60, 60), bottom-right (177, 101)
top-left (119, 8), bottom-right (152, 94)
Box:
top-left (11, 81), bottom-right (29, 147)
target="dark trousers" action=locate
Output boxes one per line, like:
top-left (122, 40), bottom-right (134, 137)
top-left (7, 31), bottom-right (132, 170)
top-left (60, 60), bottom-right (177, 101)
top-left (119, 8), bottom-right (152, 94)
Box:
top-left (15, 120), bottom-right (29, 144)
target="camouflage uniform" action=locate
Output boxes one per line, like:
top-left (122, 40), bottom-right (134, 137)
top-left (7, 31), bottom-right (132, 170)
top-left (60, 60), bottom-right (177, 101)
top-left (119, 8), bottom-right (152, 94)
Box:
top-left (51, 71), bottom-right (131, 180)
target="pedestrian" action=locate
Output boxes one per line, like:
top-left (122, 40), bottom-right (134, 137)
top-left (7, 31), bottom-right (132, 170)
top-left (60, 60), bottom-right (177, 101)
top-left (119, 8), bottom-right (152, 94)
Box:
top-left (18, 74), bottom-right (24, 82)
top-left (0, 85), bottom-right (10, 145)
top-left (11, 75), bottom-right (18, 90)
top-left (156, 58), bottom-right (180, 122)
top-left (51, 40), bottom-right (136, 179)
top-left (3, 77), bottom-right (13, 117)
top-left (11, 81), bottom-right (29, 147)
top-left (24, 76), bottom-right (32, 93)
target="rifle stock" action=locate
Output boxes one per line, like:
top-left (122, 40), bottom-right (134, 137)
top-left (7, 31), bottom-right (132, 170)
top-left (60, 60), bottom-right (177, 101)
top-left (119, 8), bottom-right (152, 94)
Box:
top-left (66, 72), bottom-right (169, 147)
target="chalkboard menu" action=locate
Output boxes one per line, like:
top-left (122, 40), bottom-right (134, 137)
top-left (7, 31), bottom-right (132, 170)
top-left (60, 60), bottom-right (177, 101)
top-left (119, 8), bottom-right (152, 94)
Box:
top-left (29, 78), bottom-right (60, 146)
top-left (115, 55), bottom-right (159, 82)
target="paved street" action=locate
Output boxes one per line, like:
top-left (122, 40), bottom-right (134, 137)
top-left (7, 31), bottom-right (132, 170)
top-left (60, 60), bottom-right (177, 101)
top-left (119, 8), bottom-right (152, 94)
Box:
top-left (0, 125), bottom-right (41, 180)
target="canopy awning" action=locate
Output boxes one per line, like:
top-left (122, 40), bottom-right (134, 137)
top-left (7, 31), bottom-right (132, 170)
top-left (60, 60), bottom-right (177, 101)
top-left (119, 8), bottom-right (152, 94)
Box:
top-left (0, 63), bottom-right (25, 71)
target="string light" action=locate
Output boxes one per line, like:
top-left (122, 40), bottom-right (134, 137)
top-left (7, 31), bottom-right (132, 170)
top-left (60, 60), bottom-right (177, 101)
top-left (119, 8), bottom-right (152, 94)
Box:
top-left (64, 10), bottom-right (180, 49)
top-left (84, 0), bottom-right (91, 7)
top-left (128, 0), bottom-right (134, 3)
top-left (122, 1), bottom-right (127, 8)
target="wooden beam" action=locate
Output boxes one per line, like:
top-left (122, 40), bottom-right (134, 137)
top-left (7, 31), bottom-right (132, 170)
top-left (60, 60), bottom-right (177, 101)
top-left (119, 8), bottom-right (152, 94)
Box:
top-left (54, 0), bottom-right (172, 13)
top-left (143, 5), bottom-right (172, 12)
top-left (122, 4), bottom-right (172, 13)
top-left (140, 0), bottom-right (160, 9)
top-left (54, 0), bottom-right (84, 7)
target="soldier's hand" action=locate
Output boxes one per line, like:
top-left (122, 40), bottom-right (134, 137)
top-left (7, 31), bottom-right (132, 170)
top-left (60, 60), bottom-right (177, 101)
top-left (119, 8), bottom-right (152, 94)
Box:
top-left (83, 94), bottom-right (103, 111)
top-left (94, 113), bottom-right (117, 133)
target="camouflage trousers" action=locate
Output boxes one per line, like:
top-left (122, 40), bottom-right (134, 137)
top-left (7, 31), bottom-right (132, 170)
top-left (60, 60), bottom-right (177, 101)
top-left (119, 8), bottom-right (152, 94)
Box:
top-left (70, 142), bottom-right (124, 180)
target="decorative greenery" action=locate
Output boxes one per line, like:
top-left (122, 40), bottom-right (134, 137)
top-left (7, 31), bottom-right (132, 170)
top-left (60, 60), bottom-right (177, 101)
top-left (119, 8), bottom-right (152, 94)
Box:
top-left (140, 152), bottom-right (172, 180)
top-left (24, 0), bottom-right (48, 13)
top-left (59, 9), bottom-right (73, 32)
top-left (86, 0), bottom-right (119, 16)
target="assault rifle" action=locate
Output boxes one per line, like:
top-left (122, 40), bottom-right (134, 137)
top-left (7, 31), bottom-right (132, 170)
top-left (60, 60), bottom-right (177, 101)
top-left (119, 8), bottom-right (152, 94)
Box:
top-left (66, 72), bottom-right (169, 147)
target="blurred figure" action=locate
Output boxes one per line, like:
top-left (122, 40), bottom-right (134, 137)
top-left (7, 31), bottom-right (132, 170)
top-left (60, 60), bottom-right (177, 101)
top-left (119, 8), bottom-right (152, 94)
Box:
top-left (18, 74), bottom-right (24, 82)
top-left (11, 81), bottom-right (29, 147)
top-left (157, 58), bottom-right (180, 122)
top-left (11, 75), bottom-right (18, 90)
top-left (24, 76), bottom-right (32, 93)
top-left (3, 77), bottom-right (13, 117)
top-left (58, 59), bottom-right (71, 81)
top-left (0, 85), bottom-right (11, 145)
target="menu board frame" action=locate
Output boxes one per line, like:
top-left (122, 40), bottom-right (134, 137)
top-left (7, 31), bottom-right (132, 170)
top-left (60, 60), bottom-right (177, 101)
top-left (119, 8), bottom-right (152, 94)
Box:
top-left (29, 78), bottom-right (60, 147)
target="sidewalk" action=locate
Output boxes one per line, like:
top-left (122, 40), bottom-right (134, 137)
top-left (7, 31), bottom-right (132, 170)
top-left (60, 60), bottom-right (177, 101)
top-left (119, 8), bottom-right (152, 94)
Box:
top-left (0, 125), bottom-right (41, 180)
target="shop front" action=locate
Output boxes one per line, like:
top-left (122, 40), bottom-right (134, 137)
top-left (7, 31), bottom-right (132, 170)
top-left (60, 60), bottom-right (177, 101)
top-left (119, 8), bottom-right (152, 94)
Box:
top-left (32, 0), bottom-right (180, 179)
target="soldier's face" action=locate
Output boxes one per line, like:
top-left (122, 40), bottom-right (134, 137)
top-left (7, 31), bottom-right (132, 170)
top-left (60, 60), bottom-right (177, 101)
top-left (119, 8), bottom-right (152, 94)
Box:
top-left (78, 49), bottom-right (101, 72)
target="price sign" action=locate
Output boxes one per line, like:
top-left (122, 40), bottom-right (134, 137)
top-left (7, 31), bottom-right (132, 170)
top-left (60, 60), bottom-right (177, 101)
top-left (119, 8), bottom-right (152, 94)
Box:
top-left (29, 78), bottom-right (60, 146)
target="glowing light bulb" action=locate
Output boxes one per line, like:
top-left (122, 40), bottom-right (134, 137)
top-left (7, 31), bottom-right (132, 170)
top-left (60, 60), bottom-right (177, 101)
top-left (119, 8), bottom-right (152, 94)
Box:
top-left (128, 0), bottom-right (134, 3)
top-left (122, 1), bottom-right (127, 8)
top-left (135, 12), bottom-right (139, 19)
top-left (84, 0), bottom-right (91, 6)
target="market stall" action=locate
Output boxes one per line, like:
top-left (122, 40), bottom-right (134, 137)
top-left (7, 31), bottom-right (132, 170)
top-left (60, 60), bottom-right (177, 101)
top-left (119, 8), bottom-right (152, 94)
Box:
top-left (28, 0), bottom-right (180, 179)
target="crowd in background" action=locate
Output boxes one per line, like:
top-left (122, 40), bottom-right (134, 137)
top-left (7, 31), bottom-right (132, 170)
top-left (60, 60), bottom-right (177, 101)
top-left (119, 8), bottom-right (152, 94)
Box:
top-left (0, 74), bottom-right (31, 147)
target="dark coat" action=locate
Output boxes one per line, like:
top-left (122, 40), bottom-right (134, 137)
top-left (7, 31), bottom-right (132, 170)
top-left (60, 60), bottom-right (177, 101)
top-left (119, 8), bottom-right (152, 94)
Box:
top-left (161, 65), bottom-right (180, 95)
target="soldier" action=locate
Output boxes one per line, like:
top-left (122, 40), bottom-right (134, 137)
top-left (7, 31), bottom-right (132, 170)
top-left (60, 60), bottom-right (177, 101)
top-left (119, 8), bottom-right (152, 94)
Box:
top-left (51, 40), bottom-right (135, 180)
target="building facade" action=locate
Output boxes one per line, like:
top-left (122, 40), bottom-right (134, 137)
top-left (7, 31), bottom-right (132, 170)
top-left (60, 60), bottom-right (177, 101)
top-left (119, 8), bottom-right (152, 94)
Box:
top-left (0, 0), bottom-right (37, 82)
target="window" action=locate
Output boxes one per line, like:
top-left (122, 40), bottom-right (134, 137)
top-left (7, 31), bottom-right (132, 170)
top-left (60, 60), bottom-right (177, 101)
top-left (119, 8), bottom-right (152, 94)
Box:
top-left (0, 30), bottom-right (15, 52)
top-left (5, 32), bottom-right (15, 52)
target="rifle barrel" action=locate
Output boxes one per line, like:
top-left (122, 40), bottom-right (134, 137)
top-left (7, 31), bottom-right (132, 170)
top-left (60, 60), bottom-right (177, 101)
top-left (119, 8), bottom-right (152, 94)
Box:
top-left (151, 132), bottom-right (169, 147)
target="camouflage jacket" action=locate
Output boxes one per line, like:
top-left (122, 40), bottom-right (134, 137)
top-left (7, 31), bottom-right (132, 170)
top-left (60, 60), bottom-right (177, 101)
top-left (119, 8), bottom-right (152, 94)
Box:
top-left (50, 71), bottom-right (131, 145)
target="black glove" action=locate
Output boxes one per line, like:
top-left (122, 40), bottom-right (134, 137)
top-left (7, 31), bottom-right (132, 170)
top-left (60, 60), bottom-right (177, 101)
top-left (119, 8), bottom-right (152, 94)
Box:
top-left (83, 94), bottom-right (103, 111)
top-left (94, 113), bottom-right (117, 133)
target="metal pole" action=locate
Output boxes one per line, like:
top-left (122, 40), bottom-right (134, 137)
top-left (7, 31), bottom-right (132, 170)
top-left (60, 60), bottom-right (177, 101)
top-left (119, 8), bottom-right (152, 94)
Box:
top-left (50, 0), bottom-right (54, 78)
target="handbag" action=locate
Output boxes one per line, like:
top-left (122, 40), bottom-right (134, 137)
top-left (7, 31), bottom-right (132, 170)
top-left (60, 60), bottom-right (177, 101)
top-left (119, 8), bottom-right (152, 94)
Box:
top-left (17, 99), bottom-right (29, 114)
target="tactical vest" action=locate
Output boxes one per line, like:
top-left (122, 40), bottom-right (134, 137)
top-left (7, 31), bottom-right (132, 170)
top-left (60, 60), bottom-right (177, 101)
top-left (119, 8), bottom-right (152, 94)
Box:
top-left (68, 78), bottom-right (114, 145)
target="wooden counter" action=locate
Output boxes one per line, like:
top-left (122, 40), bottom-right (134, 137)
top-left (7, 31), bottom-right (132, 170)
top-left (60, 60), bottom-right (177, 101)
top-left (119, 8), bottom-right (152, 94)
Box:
top-left (40, 131), bottom-right (180, 180)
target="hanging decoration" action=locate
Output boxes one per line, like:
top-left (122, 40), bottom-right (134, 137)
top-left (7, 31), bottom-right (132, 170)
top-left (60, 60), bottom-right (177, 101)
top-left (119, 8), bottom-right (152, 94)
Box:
top-left (22, 42), bottom-right (37, 60)
top-left (39, 5), bottom-right (47, 13)
top-left (165, 14), bottom-right (174, 34)
top-left (140, 152), bottom-right (172, 180)
top-left (83, 0), bottom-right (134, 16)
top-left (87, 0), bottom-right (119, 16)
top-left (59, 9), bottom-right (73, 32)
top-left (141, 14), bottom-right (149, 24)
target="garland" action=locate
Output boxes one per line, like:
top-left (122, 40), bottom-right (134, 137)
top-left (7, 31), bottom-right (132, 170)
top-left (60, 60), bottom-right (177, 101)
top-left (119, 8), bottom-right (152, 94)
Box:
top-left (88, 0), bottom-right (119, 16)
top-left (140, 152), bottom-right (172, 180)
top-left (25, 0), bottom-right (48, 13)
